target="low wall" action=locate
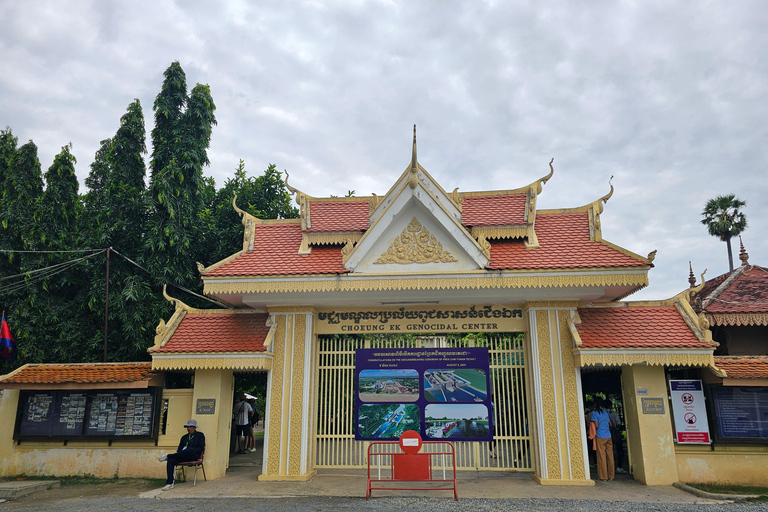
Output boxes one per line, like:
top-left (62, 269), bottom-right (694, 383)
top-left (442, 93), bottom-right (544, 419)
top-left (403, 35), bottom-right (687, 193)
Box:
top-left (676, 445), bottom-right (768, 486)
top-left (0, 388), bottom-right (193, 479)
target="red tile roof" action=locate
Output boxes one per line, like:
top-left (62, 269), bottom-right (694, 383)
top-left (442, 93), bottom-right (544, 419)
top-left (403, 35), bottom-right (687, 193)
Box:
top-left (150, 312), bottom-right (270, 353)
top-left (703, 267), bottom-right (768, 314)
top-left (462, 194), bottom-right (527, 227)
top-left (205, 223), bottom-right (348, 277)
top-left (714, 356), bottom-right (768, 379)
top-left (306, 200), bottom-right (370, 232)
top-left (0, 363), bottom-right (155, 385)
top-left (576, 306), bottom-right (714, 348)
top-left (488, 212), bottom-right (647, 270)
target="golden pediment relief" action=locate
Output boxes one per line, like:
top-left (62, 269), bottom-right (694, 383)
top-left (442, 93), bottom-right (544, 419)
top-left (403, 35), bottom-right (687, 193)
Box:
top-left (374, 217), bottom-right (458, 264)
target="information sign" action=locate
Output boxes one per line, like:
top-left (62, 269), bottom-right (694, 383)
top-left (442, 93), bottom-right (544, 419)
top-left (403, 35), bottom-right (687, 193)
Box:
top-left (710, 386), bottom-right (768, 442)
top-left (669, 380), bottom-right (710, 444)
top-left (355, 347), bottom-right (492, 442)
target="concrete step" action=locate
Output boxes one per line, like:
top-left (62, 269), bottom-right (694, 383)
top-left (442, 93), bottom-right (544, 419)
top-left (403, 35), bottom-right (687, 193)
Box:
top-left (0, 480), bottom-right (60, 500)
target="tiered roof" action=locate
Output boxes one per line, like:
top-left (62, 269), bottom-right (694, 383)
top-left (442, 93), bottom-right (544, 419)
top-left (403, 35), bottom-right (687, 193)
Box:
top-left (0, 363), bottom-right (158, 389)
top-left (714, 356), bottom-right (768, 379)
top-left (150, 312), bottom-right (270, 354)
top-left (488, 213), bottom-right (648, 270)
top-left (691, 258), bottom-right (768, 326)
top-left (575, 306), bottom-right (713, 349)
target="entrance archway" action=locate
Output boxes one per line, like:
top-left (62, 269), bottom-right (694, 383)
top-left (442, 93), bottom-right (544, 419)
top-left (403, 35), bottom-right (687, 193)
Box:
top-left (314, 332), bottom-right (532, 471)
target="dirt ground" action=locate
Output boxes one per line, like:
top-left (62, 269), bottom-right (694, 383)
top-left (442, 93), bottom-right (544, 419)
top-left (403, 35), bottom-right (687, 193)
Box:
top-left (2, 479), bottom-right (161, 508)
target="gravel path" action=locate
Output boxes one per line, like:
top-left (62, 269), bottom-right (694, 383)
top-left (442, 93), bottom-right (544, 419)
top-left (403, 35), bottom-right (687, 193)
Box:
top-left (4, 496), bottom-right (767, 512)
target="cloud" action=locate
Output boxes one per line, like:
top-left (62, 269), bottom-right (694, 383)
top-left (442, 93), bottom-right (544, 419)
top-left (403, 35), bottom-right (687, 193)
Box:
top-left (1, 0), bottom-right (765, 301)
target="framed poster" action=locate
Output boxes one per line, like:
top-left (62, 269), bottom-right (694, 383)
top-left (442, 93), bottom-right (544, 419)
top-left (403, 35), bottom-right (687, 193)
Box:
top-left (709, 386), bottom-right (768, 443)
top-left (355, 347), bottom-right (492, 442)
top-left (669, 379), bottom-right (711, 444)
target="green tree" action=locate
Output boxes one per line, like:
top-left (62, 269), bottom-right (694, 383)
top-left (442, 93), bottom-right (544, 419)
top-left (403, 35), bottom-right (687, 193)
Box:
top-left (82, 100), bottom-right (163, 362)
top-left (146, 61), bottom-right (217, 289)
top-left (701, 194), bottom-right (748, 271)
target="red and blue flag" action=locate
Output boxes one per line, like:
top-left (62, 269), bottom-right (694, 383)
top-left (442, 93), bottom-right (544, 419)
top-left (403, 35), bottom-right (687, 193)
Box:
top-left (1, 313), bottom-right (17, 364)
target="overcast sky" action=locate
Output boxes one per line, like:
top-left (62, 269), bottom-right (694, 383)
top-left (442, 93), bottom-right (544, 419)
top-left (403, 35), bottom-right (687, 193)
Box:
top-left (1, 0), bottom-right (765, 301)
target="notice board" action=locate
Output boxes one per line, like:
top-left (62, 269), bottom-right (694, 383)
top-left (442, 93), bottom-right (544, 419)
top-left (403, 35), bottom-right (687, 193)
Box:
top-left (15, 388), bottom-right (161, 439)
top-left (669, 379), bottom-right (711, 444)
top-left (355, 347), bottom-right (493, 442)
top-left (709, 386), bottom-right (768, 443)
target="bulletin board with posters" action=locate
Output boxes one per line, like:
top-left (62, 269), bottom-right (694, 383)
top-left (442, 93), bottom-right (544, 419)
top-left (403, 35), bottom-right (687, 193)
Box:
top-left (708, 386), bottom-right (768, 444)
top-left (14, 388), bottom-right (162, 440)
top-left (355, 347), bottom-right (493, 442)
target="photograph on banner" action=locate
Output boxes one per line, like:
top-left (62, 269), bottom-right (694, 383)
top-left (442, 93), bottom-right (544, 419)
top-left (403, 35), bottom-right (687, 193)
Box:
top-left (425, 403), bottom-right (490, 439)
top-left (355, 347), bottom-right (492, 441)
top-left (358, 404), bottom-right (420, 438)
top-left (358, 369), bottom-right (419, 402)
top-left (424, 368), bottom-right (488, 402)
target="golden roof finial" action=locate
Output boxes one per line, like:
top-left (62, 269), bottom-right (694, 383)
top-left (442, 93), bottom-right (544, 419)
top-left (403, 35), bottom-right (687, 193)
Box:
top-left (689, 261), bottom-right (697, 288)
top-left (408, 124), bottom-right (419, 189)
top-left (739, 236), bottom-right (749, 266)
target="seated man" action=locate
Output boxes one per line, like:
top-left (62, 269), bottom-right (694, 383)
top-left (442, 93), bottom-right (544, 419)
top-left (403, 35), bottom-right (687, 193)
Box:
top-left (157, 418), bottom-right (205, 491)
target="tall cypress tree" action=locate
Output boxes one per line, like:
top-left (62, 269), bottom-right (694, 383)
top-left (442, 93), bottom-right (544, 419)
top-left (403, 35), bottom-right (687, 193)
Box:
top-left (82, 100), bottom-right (160, 362)
top-left (146, 61), bottom-right (216, 289)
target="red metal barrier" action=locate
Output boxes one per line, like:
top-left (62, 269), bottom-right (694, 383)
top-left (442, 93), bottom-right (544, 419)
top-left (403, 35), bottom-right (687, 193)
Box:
top-left (366, 431), bottom-right (458, 500)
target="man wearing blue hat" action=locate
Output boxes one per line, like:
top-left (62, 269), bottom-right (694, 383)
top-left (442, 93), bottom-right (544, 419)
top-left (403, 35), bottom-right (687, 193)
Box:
top-left (157, 419), bottom-right (206, 491)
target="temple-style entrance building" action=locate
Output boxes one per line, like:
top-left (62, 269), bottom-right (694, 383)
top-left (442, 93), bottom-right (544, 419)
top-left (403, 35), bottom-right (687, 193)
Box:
top-left (2, 133), bottom-right (764, 486)
top-left (147, 133), bottom-right (717, 486)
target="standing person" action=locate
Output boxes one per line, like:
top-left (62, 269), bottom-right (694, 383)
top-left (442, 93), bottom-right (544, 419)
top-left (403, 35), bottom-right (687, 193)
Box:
top-left (233, 394), bottom-right (253, 454)
top-left (591, 399), bottom-right (615, 481)
top-left (584, 400), bottom-right (596, 467)
top-left (607, 401), bottom-right (626, 473)
top-left (157, 419), bottom-right (205, 491)
top-left (246, 399), bottom-right (257, 452)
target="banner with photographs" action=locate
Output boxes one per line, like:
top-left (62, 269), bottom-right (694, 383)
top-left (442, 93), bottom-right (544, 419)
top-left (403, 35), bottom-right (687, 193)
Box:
top-left (355, 347), bottom-right (492, 442)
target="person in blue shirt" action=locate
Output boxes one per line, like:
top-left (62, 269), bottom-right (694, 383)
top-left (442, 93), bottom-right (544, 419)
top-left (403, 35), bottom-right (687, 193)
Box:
top-left (590, 399), bottom-right (614, 481)
top-left (157, 419), bottom-right (206, 491)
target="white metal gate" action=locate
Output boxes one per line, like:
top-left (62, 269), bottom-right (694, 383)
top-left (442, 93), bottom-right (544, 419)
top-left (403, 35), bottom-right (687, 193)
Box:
top-left (315, 333), bottom-right (531, 471)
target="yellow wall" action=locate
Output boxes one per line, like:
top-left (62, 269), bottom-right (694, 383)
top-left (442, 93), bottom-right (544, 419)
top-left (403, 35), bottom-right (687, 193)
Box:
top-left (0, 388), bottom-right (193, 479)
top-left (621, 365), bottom-right (678, 484)
top-left (676, 445), bottom-right (768, 486)
top-left (191, 369), bottom-right (234, 480)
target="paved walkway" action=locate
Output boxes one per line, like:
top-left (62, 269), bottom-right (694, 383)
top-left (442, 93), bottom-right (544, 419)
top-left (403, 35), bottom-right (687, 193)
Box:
top-left (139, 446), bottom-right (721, 504)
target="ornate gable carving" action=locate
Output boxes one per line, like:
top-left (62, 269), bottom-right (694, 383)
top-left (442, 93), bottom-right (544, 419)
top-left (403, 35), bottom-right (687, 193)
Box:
top-left (374, 217), bottom-right (458, 264)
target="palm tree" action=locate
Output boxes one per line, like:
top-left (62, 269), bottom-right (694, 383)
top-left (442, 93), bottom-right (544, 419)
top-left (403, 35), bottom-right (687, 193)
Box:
top-left (701, 194), bottom-right (747, 271)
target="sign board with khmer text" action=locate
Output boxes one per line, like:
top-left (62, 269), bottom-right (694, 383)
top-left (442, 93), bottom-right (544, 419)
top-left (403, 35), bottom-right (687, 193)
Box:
top-left (316, 305), bottom-right (525, 335)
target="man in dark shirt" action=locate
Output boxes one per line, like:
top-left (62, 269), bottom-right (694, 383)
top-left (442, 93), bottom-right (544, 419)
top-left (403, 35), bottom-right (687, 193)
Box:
top-left (157, 419), bottom-right (205, 490)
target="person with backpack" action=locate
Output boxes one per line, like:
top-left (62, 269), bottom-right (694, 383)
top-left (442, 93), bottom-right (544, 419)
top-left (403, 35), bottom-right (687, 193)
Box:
top-left (590, 399), bottom-right (615, 481)
top-left (233, 394), bottom-right (253, 454)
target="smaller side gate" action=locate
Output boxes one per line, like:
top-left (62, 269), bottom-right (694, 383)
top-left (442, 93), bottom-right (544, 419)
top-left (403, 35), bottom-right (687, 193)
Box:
top-left (366, 431), bottom-right (458, 501)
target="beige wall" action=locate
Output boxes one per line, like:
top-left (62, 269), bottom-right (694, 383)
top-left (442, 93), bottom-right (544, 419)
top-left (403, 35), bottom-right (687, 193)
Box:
top-left (622, 365), bottom-right (678, 485)
top-left (676, 445), bottom-right (768, 486)
top-left (0, 388), bottom-right (193, 479)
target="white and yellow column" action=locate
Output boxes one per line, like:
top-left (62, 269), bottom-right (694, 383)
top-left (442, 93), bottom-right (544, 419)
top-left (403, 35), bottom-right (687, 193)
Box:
top-left (525, 301), bottom-right (592, 485)
top-left (260, 307), bottom-right (317, 481)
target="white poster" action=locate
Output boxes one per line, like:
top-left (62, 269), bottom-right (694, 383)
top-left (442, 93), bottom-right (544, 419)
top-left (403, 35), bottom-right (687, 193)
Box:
top-left (669, 379), bottom-right (711, 444)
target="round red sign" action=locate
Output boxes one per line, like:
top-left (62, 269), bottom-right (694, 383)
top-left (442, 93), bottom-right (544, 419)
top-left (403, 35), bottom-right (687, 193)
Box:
top-left (399, 429), bottom-right (423, 454)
